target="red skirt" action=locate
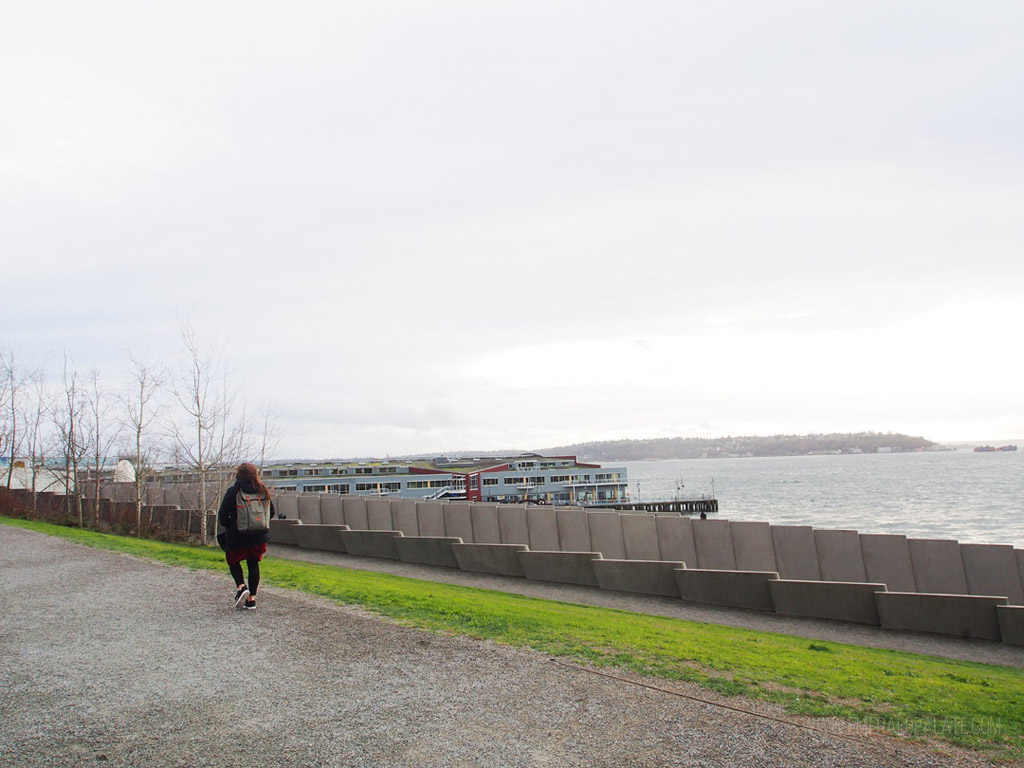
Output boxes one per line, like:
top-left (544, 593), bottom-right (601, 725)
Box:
top-left (226, 542), bottom-right (268, 566)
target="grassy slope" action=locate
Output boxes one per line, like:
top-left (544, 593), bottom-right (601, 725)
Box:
top-left (4, 516), bottom-right (1023, 760)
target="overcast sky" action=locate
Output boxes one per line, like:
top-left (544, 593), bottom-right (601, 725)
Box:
top-left (2, 1), bottom-right (1022, 458)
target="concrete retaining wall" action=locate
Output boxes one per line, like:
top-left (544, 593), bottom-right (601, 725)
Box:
top-left (366, 499), bottom-right (394, 531)
top-left (518, 551), bottom-right (602, 587)
top-left (960, 543), bottom-right (1024, 605)
top-left (470, 504), bottom-right (502, 544)
top-left (860, 534), bottom-right (917, 592)
top-left (320, 495), bottom-right (346, 526)
top-left (771, 526), bottom-right (820, 580)
top-left (814, 529), bottom-right (866, 582)
top-left (674, 569), bottom-right (778, 612)
top-left (557, 508), bottom-right (592, 552)
top-left (526, 507), bottom-right (560, 551)
top-left (621, 514), bottom-right (661, 561)
top-left (342, 497), bottom-right (369, 531)
top-left (593, 559), bottom-right (684, 597)
top-left (452, 543), bottom-right (528, 577)
top-left (588, 512), bottom-right (626, 560)
top-left (416, 502), bottom-right (445, 537)
top-left (394, 536), bottom-right (462, 568)
top-left (997, 606), bottom-right (1024, 646)
top-left (769, 580), bottom-right (885, 625)
top-left (391, 499), bottom-right (419, 536)
top-left (338, 530), bottom-right (403, 559)
top-left (269, 518), bottom-right (300, 545)
top-left (443, 503), bottom-right (474, 543)
top-left (297, 494), bottom-right (322, 525)
top-left (875, 592), bottom-right (1008, 641)
top-left (731, 521), bottom-right (776, 572)
top-left (293, 523), bottom-right (348, 553)
top-left (655, 516), bottom-right (697, 567)
top-left (908, 539), bottom-right (968, 595)
top-left (498, 506), bottom-right (530, 545)
top-left (692, 519), bottom-right (736, 570)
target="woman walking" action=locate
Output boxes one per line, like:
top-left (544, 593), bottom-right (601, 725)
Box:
top-left (217, 462), bottom-right (275, 610)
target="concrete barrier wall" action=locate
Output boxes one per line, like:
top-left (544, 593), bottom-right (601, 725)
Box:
top-left (769, 580), bottom-right (885, 625)
top-left (587, 512), bottom-right (626, 560)
top-left (731, 521), bottom-right (776, 572)
top-left (452, 543), bottom-right (527, 577)
top-left (593, 559), bottom-right (684, 597)
top-left (960, 543), bottom-right (1024, 604)
top-left (655, 516), bottom-right (697, 567)
top-left (692, 519), bottom-right (736, 570)
top-left (394, 536), bottom-right (461, 568)
top-left (366, 499), bottom-right (394, 531)
top-left (998, 606), bottom-right (1024, 646)
top-left (771, 526), bottom-right (820, 580)
top-left (275, 493), bottom-right (299, 520)
top-left (339, 530), bottom-right (403, 560)
top-left (813, 529), bottom-right (866, 582)
top-left (320, 495), bottom-right (346, 526)
top-left (526, 507), bottom-right (560, 551)
top-left (557, 508), bottom-right (592, 552)
top-left (298, 494), bottom-right (322, 525)
top-left (908, 539), bottom-right (968, 594)
top-left (391, 499), bottom-right (420, 536)
top-left (443, 503), bottom-right (474, 543)
top-left (342, 497), bottom-right (369, 530)
top-left (1017, 550), bottom-right (1024, 597)
top-left (674, 569), bottom-right (778, 612)
top-left (498, 505), bottom-right (530, 545)
top-left (293, 524), bottom-right (347, 552)
top-left (416, 502), bottom-right (445, 537)
top-left (860, 534), bottom-right (917, 592)
top-left (621, 514), bottom-right (660, 561)
top-left (518, 551), bottom-right (602, 587)
top-left (876, 592), bottom-right (1008, 641)
top-left (471, 504), bottom-right (502, 544)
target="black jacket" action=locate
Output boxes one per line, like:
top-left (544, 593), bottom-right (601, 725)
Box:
top-left (217, 481), bottom-right (276, 551)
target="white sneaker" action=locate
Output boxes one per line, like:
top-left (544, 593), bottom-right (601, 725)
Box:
top-left (234, 588), bottom-right (250, 610)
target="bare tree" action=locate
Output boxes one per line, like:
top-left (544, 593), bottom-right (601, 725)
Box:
top-left (121, 352), bottom-right (165, 535)
top-left (1, 345), bottom-right (23, 488)
top-left (169, 315), bottom-right (245, 543)
top-left (23, 362), bottom-right (54, 513)
top-left (85, 367), bottom-right (121, 527)
top-left (52, 353), bottom-right (89, 526)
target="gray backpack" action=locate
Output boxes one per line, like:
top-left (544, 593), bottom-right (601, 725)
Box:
top-left (235, 490), bottom-right (271, 532)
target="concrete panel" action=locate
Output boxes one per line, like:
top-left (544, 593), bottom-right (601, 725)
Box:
top-left (366, 499), bottom-right (394, 531)
top-left (908, 539), bottom-right (968, 595)
top-left (297, 494), bottom-right (323, 525)
top-left (395, 536), bottom-right (462, 568)
top-left (342, 497), bottom-right (369, 530)
top-left (814, 529), bottom-right (867, 583)
top-left (731, 521), bottom-right (776, 572)
top-left (292, 523), bottom-right (348, 553)
top-left (771, 526), bottom-right (820, 581)
top-left (416, 502), bottom-right (445, 537)
top-left (526, 506), bottom-right (559, 552)
top-left (960, 543), bottom-right (1024, 604)
top-left (320, 494), bottom-right (346, 526)
top-left (470, 504), bottom-right (502, 544)
top-left (391, 499), bottom-right (419, 536)
top-left (452, 543), bottom-right (528, 577)
top-left (997, 606), bottom-right (1024, 646)
top-left (268, 518), bottom-right (300, 546)
top-left (876, 592), bottom-right (1008, 641)
top-left (692, 519), bottom-right (736, 570)
top-left (587, 512), bottom-right (626, 560)
top-left (859, 534), bottom-right (916, 592)
top-left (497, 505), bottom-right (530, 546)
top-left (557, 508), bottom-right (592, 552)
top-left (674, 569), bottom-right (778, 612)
top-left (655, 516), bottom-right (697, 566)
top-left (1017, 550), bottom-right (1024, 601)
top-left (273, 493), bottom-right (298, 520)
top-left (621, 514), bottom-right (660, 561)
top-left (593, 559), bottom-right (684, 597)
top-left (518, 551), bottom-right (603, 587)
top-left (162, 487), bottom-right (183, 508)
top-left (769, 580), bottom-right (886, 625)
top-left (443, 503), bottom-right (474, 543)
top-left (338, 530), bottom-right (403, 560)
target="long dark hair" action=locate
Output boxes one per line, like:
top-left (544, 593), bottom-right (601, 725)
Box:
top-left (236, 462), bottom-right (271, 500)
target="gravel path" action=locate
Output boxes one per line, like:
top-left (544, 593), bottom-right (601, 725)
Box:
top-left (0, 526), bottom-right (1013, 768)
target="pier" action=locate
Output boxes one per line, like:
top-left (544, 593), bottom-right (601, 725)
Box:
top-left (591, 498), bottom-right (719, 515)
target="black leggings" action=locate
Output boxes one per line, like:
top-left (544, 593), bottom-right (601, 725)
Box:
top-left (229, 558), bottom-right (261, 595)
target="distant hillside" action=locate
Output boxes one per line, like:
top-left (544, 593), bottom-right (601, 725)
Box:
top-left (540, 432), bottom-right (938, 462)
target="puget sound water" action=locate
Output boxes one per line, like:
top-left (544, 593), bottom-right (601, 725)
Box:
top-left (621, 449), bottom-right (1024, 547)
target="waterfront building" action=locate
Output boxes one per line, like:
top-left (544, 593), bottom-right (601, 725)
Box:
top-left (260, 453), bottom-right (630, 506)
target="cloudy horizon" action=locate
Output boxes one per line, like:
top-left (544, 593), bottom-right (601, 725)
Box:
top-left (3, 1), bottom-right (1022, 459)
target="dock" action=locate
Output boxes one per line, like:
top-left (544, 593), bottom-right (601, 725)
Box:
top-left (587, 498), bottom-right (719, 515)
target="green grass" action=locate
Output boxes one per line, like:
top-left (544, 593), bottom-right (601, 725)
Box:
top-left (5, 516), bottom-right (1024, 760)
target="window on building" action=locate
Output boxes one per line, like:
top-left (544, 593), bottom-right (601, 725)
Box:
top-left (327, 484), bottom-right (349, 494)
top-left (483, 477), bottom-right (498, 486)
